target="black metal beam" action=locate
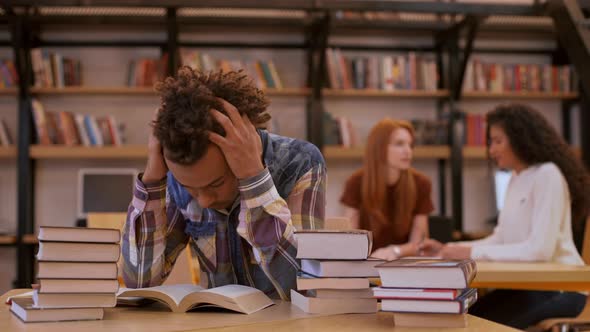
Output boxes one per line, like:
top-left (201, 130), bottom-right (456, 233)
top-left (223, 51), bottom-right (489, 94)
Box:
top-left (166, 8), bottom-right (179, 76)
top-left (180, 41), bottom-right (307, 49)
top-left (10, 10), bottom-right (36, 288)
top-left (453, 16), bottom-right (481, 101)
top-left (547, 0), bottom-right (590, 168)
top-left (547, 0), bottom-right (590, 105)
top-left (446, 33), bottom-right (464, 232)
top-left (317, 0), bottom-right (543, 16)
top-left (435, 45), bottom-right (447, 217)
top-left (561, 100), bottom-right (573, 144)
top-left (36, 40), bottom-right (166, 47)
top-left (27, 15), bottom-right (308, 28)
top-left (8, 0), bottom-right (544, 16)
top-left (305, 12), bottom-right (330, 149)
top-left (581, 92), bottom-right (590, 167)
top-left (7, 0), bottom-right (316, 9)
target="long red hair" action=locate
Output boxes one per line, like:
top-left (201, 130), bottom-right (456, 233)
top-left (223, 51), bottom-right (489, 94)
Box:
top-left (361, 119), bottom-right (417, 226)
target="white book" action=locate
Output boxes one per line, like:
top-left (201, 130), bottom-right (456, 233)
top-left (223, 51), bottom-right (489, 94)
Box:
top-left (38, 279), bottom-right (119, 294)
top-left (295, 229), bottom-right (371, 260)
top-left (37, 241), bottom-right (120, 262)
top-left (300, 259), bottom-right (383, 278)
top-left (296, 275), bottom-right (370, 290)
top-left (74, 114), bottom-right (91, 146)
top-left (11, 297), bottom-right (104, 323)
top-left (290, 289), bottom-right (377, 314)
top-left (37, 261), bottom-right (118, 279)
top-left (381, 288), bottom-right (478, 314)
top-left (33, 290), bottom-right (117, 309)
top-left (308, 288), bottom-right (374, 299)
top-left (38, 226), bottom-right (120, 243)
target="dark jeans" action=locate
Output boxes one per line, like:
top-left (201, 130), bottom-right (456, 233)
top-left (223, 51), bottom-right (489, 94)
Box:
top-left (469, 289), bottom-right (587, 330)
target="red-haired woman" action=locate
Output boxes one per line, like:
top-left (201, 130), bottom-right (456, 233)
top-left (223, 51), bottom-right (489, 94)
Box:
top-left (340, 118), bottom-right (434, 260)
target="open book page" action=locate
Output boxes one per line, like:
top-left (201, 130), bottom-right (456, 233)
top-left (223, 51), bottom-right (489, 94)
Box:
top-left (181, 284), bottom-right (274, 314)
top-left (180, 285), bottom-right (274, 314)
top-left (117, 284), bottom-right (203, 312)
top-left (117, 284), bottom-right (273, 314)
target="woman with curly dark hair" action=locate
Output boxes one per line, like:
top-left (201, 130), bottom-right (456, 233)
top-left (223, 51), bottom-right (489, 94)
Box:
top-left (122, 67), bottom-right (327, 300)
top-left (421, 103), bottom-right (589, 329)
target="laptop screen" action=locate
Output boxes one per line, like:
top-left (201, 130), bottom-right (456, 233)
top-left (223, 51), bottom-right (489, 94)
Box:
top-left (78, 168), bottom-right (138, 218)
top-left (494, 170), bottom-right (512, 212)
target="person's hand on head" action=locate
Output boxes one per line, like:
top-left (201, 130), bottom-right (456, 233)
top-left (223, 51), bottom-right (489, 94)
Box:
top-left (143, 108), bottom-right (168, 183)
top-left (208, 98), bottom-right (264, 180)
top-left (419, 238), bottom-right (444, 257)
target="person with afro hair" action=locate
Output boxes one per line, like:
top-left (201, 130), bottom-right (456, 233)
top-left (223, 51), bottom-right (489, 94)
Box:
top-left (122, 67), bottom-right (326, 300)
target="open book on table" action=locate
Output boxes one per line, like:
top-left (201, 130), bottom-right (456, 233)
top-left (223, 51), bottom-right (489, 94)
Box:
top-left (117, 284), bottom-right (274, 314)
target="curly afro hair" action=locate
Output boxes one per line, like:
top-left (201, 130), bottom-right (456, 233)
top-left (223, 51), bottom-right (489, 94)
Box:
top-left (153, 67), bottom-right (271, 165)
top-left (486, 103), bottom-right (590, 231)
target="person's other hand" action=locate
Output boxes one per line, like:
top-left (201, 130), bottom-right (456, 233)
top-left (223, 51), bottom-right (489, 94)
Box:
top-left (370, 246), bottom-right (399, 261)
top-left (439, 244), bottom-right (472, 260)
top-left (419, 238), bottom-right (444, 257)
top-left (208, 99), bottom-right (264, 180)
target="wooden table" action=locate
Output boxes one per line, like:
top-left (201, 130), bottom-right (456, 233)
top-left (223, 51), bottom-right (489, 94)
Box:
top-left (1, 289), bottom-right (518, 332)
top-left (471, 261), bottom-right (590, 291)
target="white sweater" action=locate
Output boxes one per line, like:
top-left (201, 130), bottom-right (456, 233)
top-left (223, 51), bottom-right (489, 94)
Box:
top-left (465, 162), bottom-right (584, 265)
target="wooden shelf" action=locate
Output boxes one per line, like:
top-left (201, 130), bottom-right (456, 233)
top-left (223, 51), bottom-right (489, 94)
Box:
top-left (265, 88), bottom-right (310, 96)
top-left (0, 147), bottom-right (17, 159)
top-left (463, 146), bottom-right (583, 159)
top-left (0, 235), bottom-right (17, 245)
top-left (30, 86), bottom-right (156, 95)
top-left (29, 86), bottom-right (310, 97)
top-left (463, 91), bottom-right (579, 100)
top-left (323, 145), bottom-right (451, 160)
top-left (30, 145), bottom-right (148, 159)
top-left (22, 234), bottom-right (38, 245)
top-left (463, 146), bottom-right (488, 159)
top-left (323, 89), bottom-right (450, 98)
top-left (0, 88), bottom-right (17, 96)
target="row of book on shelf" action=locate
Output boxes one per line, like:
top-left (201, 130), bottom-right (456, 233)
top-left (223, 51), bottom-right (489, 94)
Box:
top-left (22, 48), bottom-right (580, 95)
top-left (180, 50), bottom-right (284, 90)
top-left (292, 229), bottom-right (478, 328)
top-left (325, 48), bottom-right (439, 91)
top-left (323, 112), bottom-right (449, 148)
top-left (464, 58), bottom-right (576, 93)
top-left (30, 49), bottom-right (83, 88)
top-left (0, 59), bottom-right (18, 88)
top-left (324, 112), bottom-right (487, 148)
top-left (31, 99), bottom-right (124, 146)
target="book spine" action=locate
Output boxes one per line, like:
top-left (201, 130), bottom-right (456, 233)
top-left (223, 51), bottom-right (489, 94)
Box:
top-left (461, 260), bottom-right (478, 286)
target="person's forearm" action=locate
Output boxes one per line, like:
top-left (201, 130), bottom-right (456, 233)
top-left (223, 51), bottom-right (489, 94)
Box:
top-left (122, 175), bottom-right (187, 288)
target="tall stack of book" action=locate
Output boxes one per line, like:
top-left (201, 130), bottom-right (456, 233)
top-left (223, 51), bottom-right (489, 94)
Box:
top-left (10, 226), bottom-right (121, 323)
top-left (291, 230), bottom-right (382, 314)
top-left (374, 258), bottom-right (478, 328)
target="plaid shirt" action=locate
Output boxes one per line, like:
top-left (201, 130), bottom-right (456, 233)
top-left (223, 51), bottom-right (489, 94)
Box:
top-left (122, 131), bottom-right (326, 300)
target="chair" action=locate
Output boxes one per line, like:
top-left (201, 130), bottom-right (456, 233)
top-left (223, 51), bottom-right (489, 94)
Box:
top-left (428, 215), bottom-right (454, 244)
top-left (86, 212), bottom-right (199, 285)
top-left (532, 215), bottom-right (590, 332)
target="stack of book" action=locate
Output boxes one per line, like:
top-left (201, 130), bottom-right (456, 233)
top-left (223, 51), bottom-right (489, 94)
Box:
top-left (374, 258), bottom-right (478, 328)
top-left (290, 229), bottom-right (381, 314)
top-left (10, 226), bottom-right (121, 323)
